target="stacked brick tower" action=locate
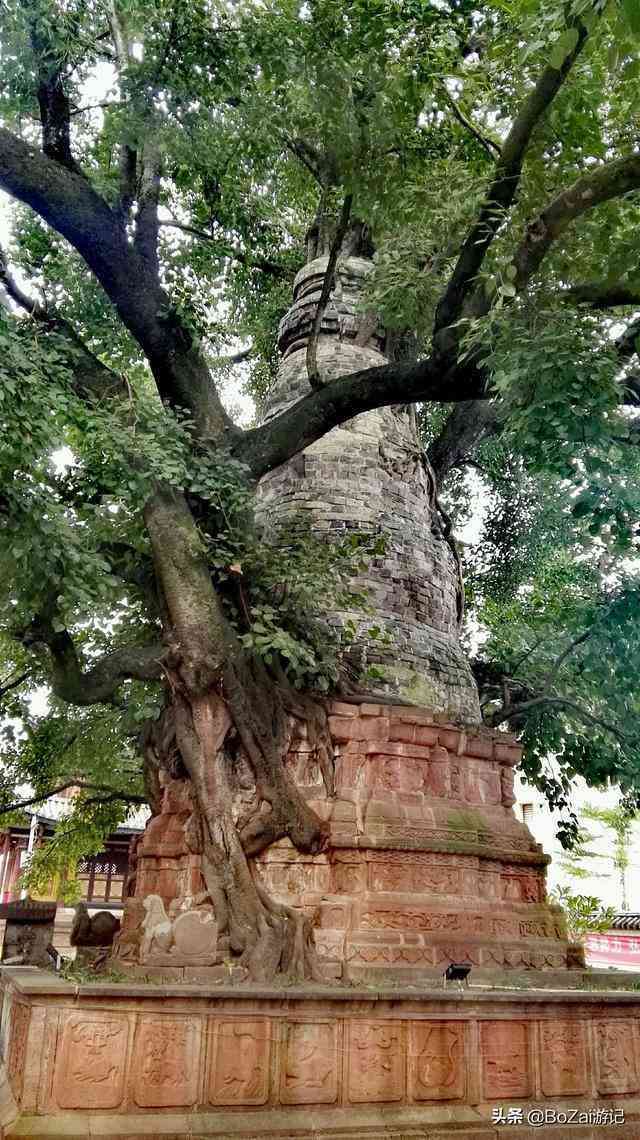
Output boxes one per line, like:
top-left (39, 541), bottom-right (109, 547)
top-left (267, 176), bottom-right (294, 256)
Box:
top-left (255, 252), bottom-right (480, 723)
top-left (113, 247), bottom-right (577, 980)
top-left (251, 248), bottom-right (575, 977)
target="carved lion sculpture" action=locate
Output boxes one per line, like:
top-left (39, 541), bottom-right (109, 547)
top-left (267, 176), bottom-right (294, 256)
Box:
top-left (140, 894), bottom-right (173, 960)
top-left (140, 892), bottom-right (218, 964)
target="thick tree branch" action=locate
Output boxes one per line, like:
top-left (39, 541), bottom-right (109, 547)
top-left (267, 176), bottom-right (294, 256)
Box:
top-left (0, 128), bottom-right (230, 435)
top-left (107, 0), bottom-right (138, 229)
top-left (542, 628), bottom-right (593, 689)
top-left (0, 782), bottom-right (146, 818)
top-left (108, 0), bottom-right (132, 69)
top-left (0, 245), bottom-right (127, 400)
top-left (21, 0), bottom-right (80, 172)
top-left (233, 353), bottom-right (487, 480)
top-left (285, 137), bottom-right (325, 184)
top-left (115, 144), bottom-right (137, 230)
top-left (433, 14), bottom-right (590, 346)
top-left (21, 617), bottom-right (163, 705)
top-left (427, 399), bottom-right (502, 483)
top-left (490, 694), bottom-right (629, 744)
top-left (513, 155), bottom-right (640, 291)
top-left (0, 248), bottom-right (42, 316)
top-left (306, 193), bottom-right (353, 389)
top-left (159, 219), bottom-right (292, 279)
top-left (215, 346), bottom-right (252, 366)
top-left (134, 145), bottom-right (161, 278)
top-left (0, 670), bottom-right (32, 705)
top-left (563, 280), bottom-right (640, 309)
top-left (615, 315), bottom-right (640, 363)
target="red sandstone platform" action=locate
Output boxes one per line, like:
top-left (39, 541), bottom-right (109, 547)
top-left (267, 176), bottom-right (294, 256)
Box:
top-left (115, 701), bottom-right (578, 980)
top-left (3, 968), bottom-right (640, 1138)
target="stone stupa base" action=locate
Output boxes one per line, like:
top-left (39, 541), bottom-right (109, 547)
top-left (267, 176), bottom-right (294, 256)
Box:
top-left (3, 967), bottom-right (640, 1139)
top-left (113, 700), bottom-right (578, 982)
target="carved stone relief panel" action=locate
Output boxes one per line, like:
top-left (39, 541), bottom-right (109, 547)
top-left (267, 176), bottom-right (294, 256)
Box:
top-left (409, 1021), bottom-right (465, 1101)
top-left (280, 1021), bottom-right (339, 1104)
top-left (133, 1016), bottom-right (201, 1107)
top-left (539, 1021), bottom-right (588, 1096)
top-left (209, 1019), bottom-right (271, 1106)
top-left (481, 1021), bottom-right (531, 1099)
top-left (369, 861), bottom-right (462, 895)
top-left (7, 1000), bottom-right (30, 1103)
top-left (53, 1013), bottom-right (129, 1110)
top-left (347, 1019), bottom-right (404, 1103)
top-left (595, 1021), bottom-right (640, 1094)
top-left (333, 861), bottom-right (366, 895)
top-left (463, 761), bottom-right (501, 806)
top-left (374, 756), bottom-right (426, 795)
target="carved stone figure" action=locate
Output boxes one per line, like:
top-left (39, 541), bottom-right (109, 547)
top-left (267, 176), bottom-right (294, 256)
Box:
top-left (140, 895), bottom-right (173, 961)
top-left (500, 764), bottom-right (516, 807)
top-left (0, 899), bottom-right (56, 967)
top-left (70, 901), bottom-right (121, 970)
top-left (139, 893), bottom-right (218, 965)
top-left (71, 902), bottom-right (121, 948)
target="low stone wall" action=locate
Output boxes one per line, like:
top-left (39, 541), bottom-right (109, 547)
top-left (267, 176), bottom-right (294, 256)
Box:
top-left (3, 967), bottom-right (640, 1138)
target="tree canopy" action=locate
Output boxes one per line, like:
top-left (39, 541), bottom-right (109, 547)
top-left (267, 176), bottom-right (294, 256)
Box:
top-left (1, 0), bottom-right (640, 904)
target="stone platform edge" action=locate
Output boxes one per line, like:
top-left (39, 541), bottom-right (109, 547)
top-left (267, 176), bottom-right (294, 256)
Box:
top-left (4, 965), bottom-right (640, 1001)
top-left (4, 968), bottom-right (640, 1138)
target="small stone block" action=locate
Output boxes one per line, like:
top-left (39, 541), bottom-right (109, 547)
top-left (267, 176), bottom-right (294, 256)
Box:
top-left (388, 722), bottom-right (416, 743)
top-left (327, 700), bottom-right (359, 717)
top-left (328, 716), bottom-right (389, 742)
top-left (438, 728), bottom-right (462, 753)
top-left (365, 741), bottom-right (430, 759)
top-left (465, 735), bottom-right (493, 759)
top-left (414, 725), bottom-right (440, 746)
top-left (494, 741), bottom-right (523, 764)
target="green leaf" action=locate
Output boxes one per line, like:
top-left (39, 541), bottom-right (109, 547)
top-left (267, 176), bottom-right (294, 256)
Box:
top-left (549, 27), bottom-right (580, 70)
top-left (622, 0), bottom-right (640, 37)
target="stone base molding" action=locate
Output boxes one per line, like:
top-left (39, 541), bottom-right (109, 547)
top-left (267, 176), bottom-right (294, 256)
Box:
top-left (3, 968), bottom-right (640, 1138)
top-left (114, 701), bottom-right (578, 978)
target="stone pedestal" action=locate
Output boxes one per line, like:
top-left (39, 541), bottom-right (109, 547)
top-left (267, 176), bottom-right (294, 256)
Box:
top-left (113, 700), bottom-right (578, 979)
top-left (0, 900), bottom-right (56, 967)
top-left (3, 967), bottom-right (640, 1138)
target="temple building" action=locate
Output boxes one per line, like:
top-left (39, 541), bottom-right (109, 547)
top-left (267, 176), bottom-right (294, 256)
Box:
top-left (0, 790), bottom-right (144, 951)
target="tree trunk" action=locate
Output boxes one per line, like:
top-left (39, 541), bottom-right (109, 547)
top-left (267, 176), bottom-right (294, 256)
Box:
top-left (139, 485), bottom-right (332, 981)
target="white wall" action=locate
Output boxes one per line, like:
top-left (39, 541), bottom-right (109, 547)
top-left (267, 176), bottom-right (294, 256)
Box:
top-left (515, 774), bottom-right (640, 912)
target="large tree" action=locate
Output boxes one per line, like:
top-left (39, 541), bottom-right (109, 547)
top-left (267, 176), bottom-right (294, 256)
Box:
top-left (1, 0), bottom-right (640, 976)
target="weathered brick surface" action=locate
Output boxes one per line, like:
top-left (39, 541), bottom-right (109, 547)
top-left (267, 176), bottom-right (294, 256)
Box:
top-left (255, 254), bottom-right (481, 722)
